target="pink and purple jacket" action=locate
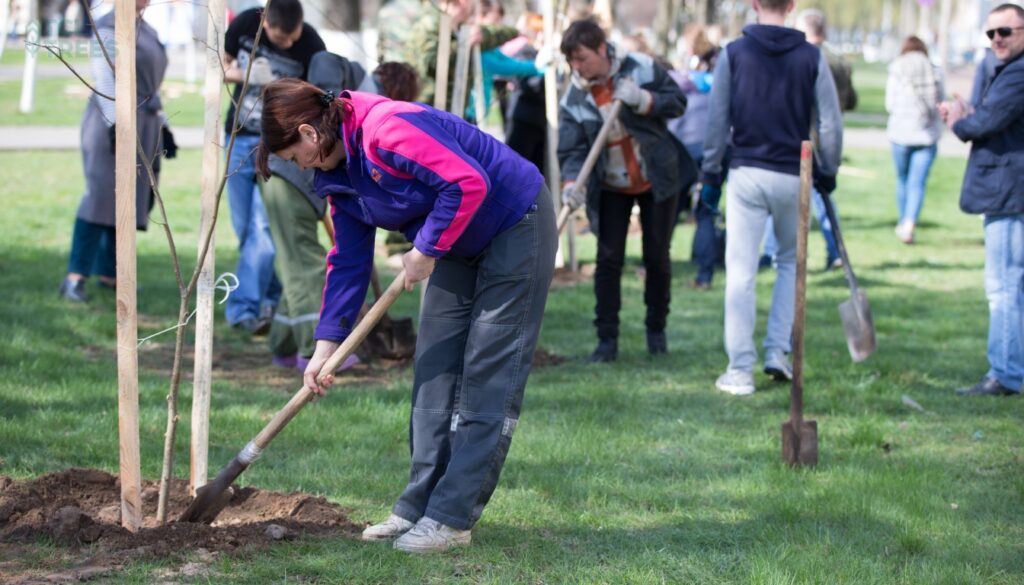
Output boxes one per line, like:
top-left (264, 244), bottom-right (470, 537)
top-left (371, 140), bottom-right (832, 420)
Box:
top-left (313, 91), bottom-right (545, 342)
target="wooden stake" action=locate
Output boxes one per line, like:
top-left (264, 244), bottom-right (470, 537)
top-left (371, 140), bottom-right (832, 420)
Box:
top-left (471, 44), bottom-right (486, 126)
top-left (190, 0), bottom-right (226, 497)
top-left (434, 13), bottom-right (452, 111)
top-left (115, 0), bottom-right (142, 532)
top-left (540, 0), bottom-right (565, 268)
top-left (450, 24), bottom-right (472, 116)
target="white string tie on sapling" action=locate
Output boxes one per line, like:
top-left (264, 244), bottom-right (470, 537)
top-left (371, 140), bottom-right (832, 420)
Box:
top-left (135, 273), bottom-right (240, 347)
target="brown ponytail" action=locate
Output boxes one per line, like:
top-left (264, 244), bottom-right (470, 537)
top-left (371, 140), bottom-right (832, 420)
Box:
top-left (254, 78), bottom-right (352, 179)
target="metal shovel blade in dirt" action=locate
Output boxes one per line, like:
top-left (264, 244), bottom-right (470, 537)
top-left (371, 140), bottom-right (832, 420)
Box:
top-left (782, 142), bottom-right (818, 467)
top-left (820, 190), bottom-right (876, 362)
top-left (180, 271), bottom-right (407, 524)
top-left (556, 100), bottom-right (623, 234)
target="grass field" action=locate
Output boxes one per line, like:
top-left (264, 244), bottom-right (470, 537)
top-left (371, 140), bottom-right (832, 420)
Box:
top-left (0, 77), bottom-right (209, 127)
top-left (1, 146), bottom-right (1022, 584)
top-left (845, 59), bottom-right (888, 128)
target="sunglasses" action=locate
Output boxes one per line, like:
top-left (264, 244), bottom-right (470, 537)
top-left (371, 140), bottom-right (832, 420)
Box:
top-left (986, 26), bottom-right (1024, 40)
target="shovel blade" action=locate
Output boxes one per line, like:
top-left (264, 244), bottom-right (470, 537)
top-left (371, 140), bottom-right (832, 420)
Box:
top-left (781, 420), bottom-right (818, 466)
top-left (838, 290), bottom-right (876, 363)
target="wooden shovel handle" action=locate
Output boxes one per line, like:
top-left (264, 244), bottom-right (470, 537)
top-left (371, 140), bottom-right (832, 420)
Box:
top-left (556, 99), bottom-right (624, 235)
top-left (250, 270), bottom-right (407, 451)
top-left (791, 142), bottom-right (812, 426)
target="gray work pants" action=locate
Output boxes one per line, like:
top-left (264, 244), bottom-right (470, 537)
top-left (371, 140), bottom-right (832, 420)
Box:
top-left (393, 186), bottom-right (557, 530)
top-left (724, 166), bottom-right (800, 373)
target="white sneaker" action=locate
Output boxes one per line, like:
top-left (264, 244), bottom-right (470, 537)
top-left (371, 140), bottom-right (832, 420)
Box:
top-left (361, 513), bottom-right (414, 541)
top-left (393, 517), bottom-right (471, 553)
top-left (763, 349), bottom-right (793, 382)
top-left (715, 370), bottom-right (756, 396)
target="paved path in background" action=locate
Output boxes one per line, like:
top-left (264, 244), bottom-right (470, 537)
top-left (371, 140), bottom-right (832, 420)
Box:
top-left (0, 126), bottom-right (207, 150)
top-left (0, 46), bottom-right (199, 82)
top-left (0, 125), bottom-right (971, 158)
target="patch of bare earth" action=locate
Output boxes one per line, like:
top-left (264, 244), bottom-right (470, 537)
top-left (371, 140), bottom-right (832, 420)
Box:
top-left (0, 469), bottom-right (361, 583)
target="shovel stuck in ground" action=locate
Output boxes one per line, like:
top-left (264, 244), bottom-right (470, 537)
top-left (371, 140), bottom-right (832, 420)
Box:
top-left (180, 271), bottom-right (407, 524)
top-left (820, 191), bottom-right (876, 362)
top-left (782, 142), bottom-right (818, 467)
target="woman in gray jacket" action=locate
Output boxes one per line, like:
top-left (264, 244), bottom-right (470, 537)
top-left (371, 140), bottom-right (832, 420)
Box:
top-left (886, 36), bottom-right (944, 245)
top-left (59, 0), bottom-right (168, 301)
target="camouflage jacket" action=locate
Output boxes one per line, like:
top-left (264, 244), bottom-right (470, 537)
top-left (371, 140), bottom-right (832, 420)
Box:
top-left (377, 0), bottom-right (424, 64)
top-left (406, 11), bottom-right (517, 110)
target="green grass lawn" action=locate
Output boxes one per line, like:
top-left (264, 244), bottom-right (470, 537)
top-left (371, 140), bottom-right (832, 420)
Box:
top-left (0, 77), bottom-right (209, 127)
top-left (1, 147), bottom-right (1023, 584)
top-left (846, 59), bottom-right (888, 129)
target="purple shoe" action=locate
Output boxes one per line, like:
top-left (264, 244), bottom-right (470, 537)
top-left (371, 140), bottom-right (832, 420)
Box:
top-left (271, 353), bottom-right (298, 369)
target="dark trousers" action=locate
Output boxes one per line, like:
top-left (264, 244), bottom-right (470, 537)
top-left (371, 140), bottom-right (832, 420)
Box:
top-left (67, 217), bottom-right (115, 278)
top-left (692, 204), bottom-right (718, 284)
top-left (504, 121), bottom-right (546, 174)
top-left (594, 189), bottom-right (678, 340)
top-left (393, 186), bottom-right (557, 530)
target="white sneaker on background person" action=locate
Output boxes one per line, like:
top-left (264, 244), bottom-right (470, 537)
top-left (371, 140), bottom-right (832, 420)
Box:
top-left (763, 348), bottom-right (793, 381)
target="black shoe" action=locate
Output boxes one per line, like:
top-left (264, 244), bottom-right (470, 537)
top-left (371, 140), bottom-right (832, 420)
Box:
top-left (955, 377), bottom-right (1019, 396)
top-left (646, 331), bottom-right (667, 355)
top-left (58, 277), bottom-right (89, 302)
top-left (585, 338), bottom-right (617, 363)
top-left (758, 254), bottom-right (773, 270)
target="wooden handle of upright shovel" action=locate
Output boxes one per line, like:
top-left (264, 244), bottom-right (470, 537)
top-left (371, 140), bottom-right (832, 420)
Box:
top-left (556, 100), bottom-right (624, 234)
top-left (791, 142), bottom-right (812, 427)
top-left (249, 270), bottom-right (407, 452)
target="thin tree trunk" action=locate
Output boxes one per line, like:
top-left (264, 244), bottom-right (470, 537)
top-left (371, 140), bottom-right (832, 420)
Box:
top-left (156, 303), bottom-right (188, 521)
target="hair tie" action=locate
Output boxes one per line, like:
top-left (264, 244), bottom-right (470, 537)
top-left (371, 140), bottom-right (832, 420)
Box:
top-left (319, 90), bottom-right (336, 106)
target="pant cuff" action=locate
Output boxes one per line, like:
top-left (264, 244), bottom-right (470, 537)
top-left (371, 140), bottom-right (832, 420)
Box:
top-left (423, 506), bottom-right (474, 531)
top-left (391, 503), bottom-right (422, 524)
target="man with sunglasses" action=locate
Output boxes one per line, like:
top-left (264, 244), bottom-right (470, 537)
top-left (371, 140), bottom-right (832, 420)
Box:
top-left (940, 3), bottom-right (1024, 397)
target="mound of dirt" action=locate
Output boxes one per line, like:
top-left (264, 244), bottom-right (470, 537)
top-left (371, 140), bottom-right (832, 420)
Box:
top-left (0, 469), bottom-right (361, 579)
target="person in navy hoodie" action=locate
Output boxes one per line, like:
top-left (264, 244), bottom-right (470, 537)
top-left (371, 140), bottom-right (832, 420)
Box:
top-left (701, 0), bottom-right (843, 396)
top-left (255, 79), bottom-right (557, 552)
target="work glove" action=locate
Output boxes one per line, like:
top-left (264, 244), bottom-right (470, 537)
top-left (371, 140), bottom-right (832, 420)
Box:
top-left (161, 125), bottom-right (178, 160)
top-left (248, 57), bottom-right (275, 85)
top-left (814, 174), bottom-right (836, 196)
top-left (700, 183), bottom-right (722, 212)
top-left (613, 78), bottom-right (650, 112)
top-left (107, 124), bottom-right (116, 153)
top-left (561, 181), bottom-right (587, 210)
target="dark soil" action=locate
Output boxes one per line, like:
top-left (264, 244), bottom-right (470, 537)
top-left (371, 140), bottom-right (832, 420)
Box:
top-left (0, 469), bottom-right (361, 583)
top-left (532, 348), bottom-right (568, 369)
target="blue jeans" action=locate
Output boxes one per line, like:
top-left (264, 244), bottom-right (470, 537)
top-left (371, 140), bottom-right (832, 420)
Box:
top-left (983, 214), bottom-right (1024, 392)
top-left (225, 133), bottom-right (281, 324)
top-left (891, 143), bottom-right (937, 226)
top-left (762, 188), bottom-right (839, 265)
top-left (67, 217), bottom-right (116, 278)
